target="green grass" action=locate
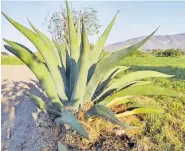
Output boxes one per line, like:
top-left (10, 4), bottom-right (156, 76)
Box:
top-left (1, 53), bottom-right (43, 65)
top-left (1, 55), bottom-right (185, 150)
top-left (120, 56), bottom-right (185, 68)
top-left (1, 55), bottom-right (25, 65)
top-left (117, 57), bottom-right (185, 151)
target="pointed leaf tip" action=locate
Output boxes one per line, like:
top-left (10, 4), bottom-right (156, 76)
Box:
top-left (1, 11), bottom-right (6, 16)
top-left (116, 10), bottom-right (120, 14)
top-left (55, 110), bottom-right (89, 139)
top-left (153, 26), bottom-right (160, 34)
top-left (85, 105), bottom-right (134, 129)
top-left (3, 38), bottom-right (7, 42)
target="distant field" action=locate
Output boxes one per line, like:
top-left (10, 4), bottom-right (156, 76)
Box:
top-left (2, 55), bottom-right (185, 67)
top-left (1, 54), bottom-right (43, 65)
top-left (1, 55), bottom-right (24, 65)
top-left (120, 56), bottom-right (185, 68)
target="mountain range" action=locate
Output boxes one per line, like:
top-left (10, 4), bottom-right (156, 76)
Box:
top-left (104, 33), bottom-right (185, 52)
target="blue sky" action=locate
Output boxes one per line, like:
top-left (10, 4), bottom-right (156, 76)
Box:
top-left (1, 1), bottom-right (185, 52)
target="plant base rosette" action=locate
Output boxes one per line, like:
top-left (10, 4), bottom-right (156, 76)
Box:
top-left (37, 101), bottom-right (137, 150)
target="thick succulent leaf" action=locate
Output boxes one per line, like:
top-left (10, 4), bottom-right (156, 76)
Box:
top-left (55, 110), bottom-right (88, 139)
top-left (26, 94), bottom-right (47, 112)
top-left (28, 20), bottom-right (69, 101)
top-left (84, 105), bottom-right (133, 129)
top-left (28, 20), bottom-right (62, 67)
top-left (99, 51), bottom-right (111, 61)
top-left (114, 40), bottom-right (135, 52)
top-left (84, 28), bottom-right (159, 101)
top-left (88, 11), bottom-right (119, 69)
top-left (2, 12), bottom-right (68, 102)
top-left (52, 39), bottom-right (66, 70)
top-left (100, 85), bottom-right (184, 105)
top-left (71, 21), bottom-right (89, 107)
top-left (114, 85), bottom-right (184, 98)
top-left (116, 107), bottom-right (163, 117)
top-left (63, 38), bottom-right (71, 80)
top-left (66, 1), bottom-right (80, 93)
top-left (106, 99), bottom-right (131, 107)
top-left (129, 81), bottom-right (152, 87)
top-left (63, 38), bottom-right (70, 56)
top-left (46, 103), bottom-right (62, 117)
top-left (102, 66), bottom-right (129, 82)
top-left (58, 142), bottom-right (68, 151)
top-left (94, 66), bottom-right (129, 98)
top-left (52, 39), bottom-right (69, 96)
top-left (77, 17), bottom-right (81, 46)
top-left (127, 103), bottom-right (149, 110)
top-left (4, 40), bottom-right (63, 109)
top-left (109, 71), bottom-right (172, 91)
top-left (95, 71), bottom-right (173, 102)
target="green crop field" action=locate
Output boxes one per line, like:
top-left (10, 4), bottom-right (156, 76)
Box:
top-left (1, 55), bottom-right (185, 150)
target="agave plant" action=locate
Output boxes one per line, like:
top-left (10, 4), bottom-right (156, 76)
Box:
top-left (2, 0), bottom-right (184, 147)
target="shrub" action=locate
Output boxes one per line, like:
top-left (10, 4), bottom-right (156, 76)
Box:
top-left (154, 49), bottom-right (182, 57)
top-left (129, 50), bottom-right (149, 57)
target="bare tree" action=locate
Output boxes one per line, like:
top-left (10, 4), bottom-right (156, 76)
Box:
top-left (44, 5), bottom-right (101, 42)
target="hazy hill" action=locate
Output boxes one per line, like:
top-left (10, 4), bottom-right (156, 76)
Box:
top-left (104, 33), bottom-right (185, 52)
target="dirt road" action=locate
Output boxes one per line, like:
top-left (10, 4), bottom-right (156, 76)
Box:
top-left (1, 65), bottom-right (44, 151)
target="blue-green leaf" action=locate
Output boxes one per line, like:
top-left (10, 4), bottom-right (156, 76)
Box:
top-left (55, 110), bottom-right (88, 139)
top-left (84, 105), bottom-right (133, 129)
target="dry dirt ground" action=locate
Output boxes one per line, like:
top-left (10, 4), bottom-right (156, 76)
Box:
top-left (1, 65), bottom-right (59, 151)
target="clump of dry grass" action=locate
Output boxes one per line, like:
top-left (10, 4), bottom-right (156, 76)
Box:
top-left (36, 101), bottom-right (140, 150)
top-left (61, 101), bottom-right (137, 150)
top-left (36, 101), bottom-right (142, 150)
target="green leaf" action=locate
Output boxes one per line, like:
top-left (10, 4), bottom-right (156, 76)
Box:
top-left (52, 38), bottom-right (66, 70)
top-left (129, 81), bottom-right (152, 87)
top-left (63, 38), bottom-right (70, 56)
top-left (71, 21), bottom-right (89, 108)
top-left (94, 66), bottom-right (129, 98)
top-left (84, 28), bottom-right (159, 101)
top-left (88, 11), bottom-right (119, 69)
top-left (46, 104), bottom-right (62, 117)
top-left (63, 38), bottom-right (71, 80)
top-left (26, 94), bottom-right (47, 112)
top-left (109, 70), bottom-right (172, 90)
top-left (4, 40), bottom-right (63, 109)
top-left (28, 19), bottom-right (62, 67)
top-left (102, 66), bottom-right (129, 82)
top-left (2, 12), bottom-right (68, 103)
top-left (58, 142), bottom-right (68, 151)
top-left (127, 103), bottom-right (149, 110)
top-left (28, 20), bottom-right (69, 102)
top-left (105, 99), bottom-right (131, 107)
top-left (66, 1), bottom-right (80, 93)
top-left (116, 107), bottom-right (163, 117)
top-left (114, 40), bottom-right (135, 52)
top-left (77, 17), bottom-right (81, 46)
top-left (52, 39), bottom-right (69, 96)
top-left (55, 110), bottom-right (88, 139)
top-left (100, 85), bottom-right (184, 105)
top-left (96, 70), bottom-right (173, 102)
top-left (84, 105), bottom-right (133, 129)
